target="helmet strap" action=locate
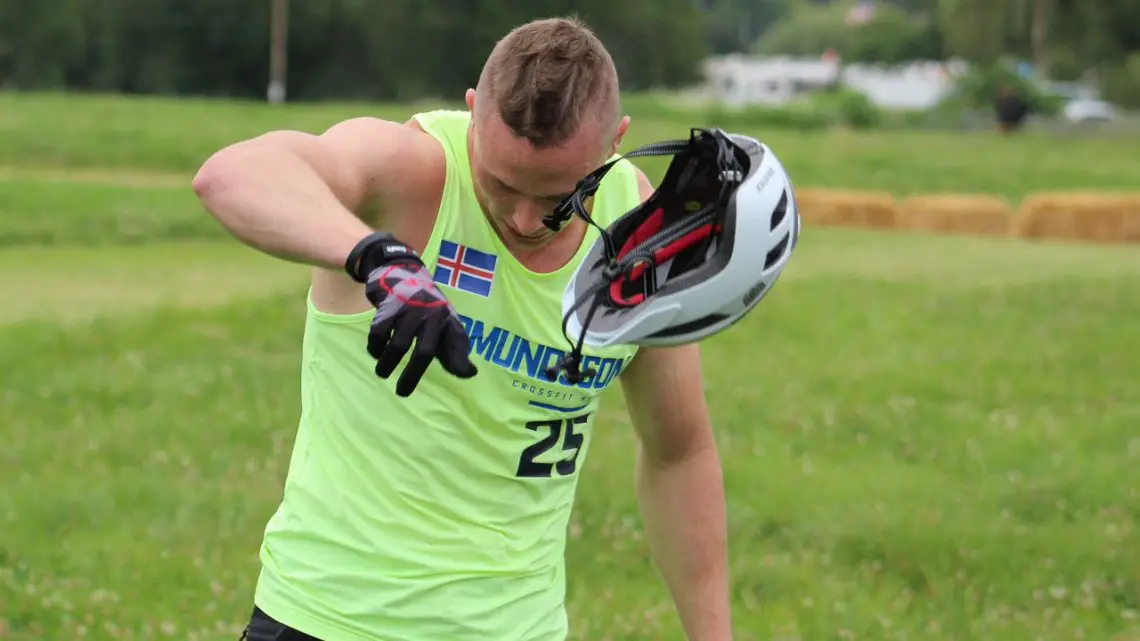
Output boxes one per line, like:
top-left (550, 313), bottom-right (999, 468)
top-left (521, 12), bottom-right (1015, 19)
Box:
top-left (546, 128), bottom-right (745, 384)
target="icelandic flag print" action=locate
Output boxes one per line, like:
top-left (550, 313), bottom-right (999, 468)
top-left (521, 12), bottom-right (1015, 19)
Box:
top-left (432, 240), bottom-right (498, 298)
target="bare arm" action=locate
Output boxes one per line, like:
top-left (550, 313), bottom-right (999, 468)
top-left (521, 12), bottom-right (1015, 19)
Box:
top-left (619, 168), bottom-right (733, 640)
top-left (621, 343), bottom-right (731, 641)
top-left (190, 117), bottom-right (423, 270)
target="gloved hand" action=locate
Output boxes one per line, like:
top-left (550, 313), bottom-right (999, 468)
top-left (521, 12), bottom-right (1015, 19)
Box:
top-left (346, 232), bottom-right (478, 396)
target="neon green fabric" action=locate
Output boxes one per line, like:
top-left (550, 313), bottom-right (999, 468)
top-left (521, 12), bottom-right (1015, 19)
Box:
top-left (254, 109), bottom-right (643, 641)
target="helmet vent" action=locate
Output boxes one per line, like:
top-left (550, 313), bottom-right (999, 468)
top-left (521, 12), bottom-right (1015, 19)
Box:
top-left (650, 313), bottom-right (729, 339)
top-left (770, 191), bottom-right (788, 230)
top-left (765, 232), bottom-right (790, 270)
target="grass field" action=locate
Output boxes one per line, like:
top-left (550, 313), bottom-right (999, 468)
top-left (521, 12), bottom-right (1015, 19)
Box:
top-left (5, 91), bottom-right (1140, 198)
top-left (2, 92), bottom-right (1140, 641)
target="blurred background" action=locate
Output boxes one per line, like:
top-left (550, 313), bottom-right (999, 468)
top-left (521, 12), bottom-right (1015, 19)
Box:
top-left (2, 2), bottom-right (1139, 640)
top-left (1, 0), bottom-right (1137, 132)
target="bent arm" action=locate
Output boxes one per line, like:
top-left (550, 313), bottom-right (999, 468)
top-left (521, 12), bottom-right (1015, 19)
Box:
top-left (190, 117), bottom-right (415, 270)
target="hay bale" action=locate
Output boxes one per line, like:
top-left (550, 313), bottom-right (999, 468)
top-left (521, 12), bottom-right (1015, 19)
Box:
top-left (896, 194), bottom-right (1015, 237)
top-left (794, 189), bottom-right (898, 230)
top-left (1016, 193), bottom-right (1140, 244)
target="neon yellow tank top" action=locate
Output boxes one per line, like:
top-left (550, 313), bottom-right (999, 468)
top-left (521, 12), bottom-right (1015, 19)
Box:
top-left (254, 109), bottom-right (643, 641)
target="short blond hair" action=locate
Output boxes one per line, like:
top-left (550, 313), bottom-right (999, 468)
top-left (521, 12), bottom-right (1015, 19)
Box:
top-left (478, 17), bottom-right (620, 147)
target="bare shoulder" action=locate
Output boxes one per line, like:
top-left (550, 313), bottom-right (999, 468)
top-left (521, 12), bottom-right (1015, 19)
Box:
top-left (623, 342), bottom-right (702, 388)
top-left (218, 116), bottom-right (446, 229)
top-left (315, 116), bottom-right (445, 219)
top-left (631, 164), bottom-right (655, 202)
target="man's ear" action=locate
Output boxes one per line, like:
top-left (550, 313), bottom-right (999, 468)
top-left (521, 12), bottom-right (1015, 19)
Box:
top-left (610, 115), bottom-right (631, 156)
top-left (465, 89), bottom-right (477, 113)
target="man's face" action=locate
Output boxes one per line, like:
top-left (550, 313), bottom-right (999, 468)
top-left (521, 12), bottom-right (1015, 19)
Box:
top-left (466, 89), bottom-right (627, 251)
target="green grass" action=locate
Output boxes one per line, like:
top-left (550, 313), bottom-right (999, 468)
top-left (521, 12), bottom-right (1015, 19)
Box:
top-left (4, 91), bottom-right (1140, 198)
top-left (0, 179), bottom-right (225, 247)
top-left (0, 242), bottom-right (309, 324)
top-left (2, 91), bottom-right (1140, 640)
top-left (3, 230), bottom-right (1140, 640)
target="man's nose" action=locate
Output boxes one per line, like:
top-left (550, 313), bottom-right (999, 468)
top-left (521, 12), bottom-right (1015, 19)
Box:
top-left (511, 201), bottom-right (549, 234)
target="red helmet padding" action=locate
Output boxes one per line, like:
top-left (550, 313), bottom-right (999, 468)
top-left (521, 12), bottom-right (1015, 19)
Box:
top-left (609, 207), bottom-right (721, 307)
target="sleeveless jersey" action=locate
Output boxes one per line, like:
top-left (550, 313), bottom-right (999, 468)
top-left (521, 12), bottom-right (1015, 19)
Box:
top-left (253, 109), bottom-right (644, 641)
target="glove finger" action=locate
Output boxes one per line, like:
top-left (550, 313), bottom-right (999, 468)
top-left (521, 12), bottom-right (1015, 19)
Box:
top-left (367, 312), bottom-right (397, 362)
top-left (439, 315), bottom-right (478, 379)
top-left (395, 314), bottom-right (444, 397)
top-left (375, 312), bottom-right (421, 379)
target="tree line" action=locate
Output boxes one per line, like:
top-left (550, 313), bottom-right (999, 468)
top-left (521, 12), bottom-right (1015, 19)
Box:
top-left (0, 0), bottom-right (1136, 106)
top-left (0, 0), bottom-right (706, 101)
top-left (751, 0), bottom-right (1140, 106)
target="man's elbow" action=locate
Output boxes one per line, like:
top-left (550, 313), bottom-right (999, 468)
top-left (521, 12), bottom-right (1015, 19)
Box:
top-left (192, 139), bottom-right (259, 200)
top-left (639, 422), bottom-right (718, 470)
top-left (191, 154), bottom-right (229, 202)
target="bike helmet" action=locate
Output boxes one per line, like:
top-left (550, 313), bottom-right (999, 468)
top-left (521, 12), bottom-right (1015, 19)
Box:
top-left (541, 127), bottom-right (800, 383)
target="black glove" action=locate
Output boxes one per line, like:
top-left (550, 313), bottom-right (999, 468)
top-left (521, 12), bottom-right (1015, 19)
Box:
top-left (346, 232), bottom-right (478, 396)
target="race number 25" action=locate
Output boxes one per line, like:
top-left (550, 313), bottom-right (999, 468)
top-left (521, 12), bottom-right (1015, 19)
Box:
top-left (515, 414), bottom-right (590, 478)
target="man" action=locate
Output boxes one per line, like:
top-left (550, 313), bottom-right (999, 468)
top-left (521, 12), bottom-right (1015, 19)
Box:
top-left (193, 16), bottom-right (732, 641)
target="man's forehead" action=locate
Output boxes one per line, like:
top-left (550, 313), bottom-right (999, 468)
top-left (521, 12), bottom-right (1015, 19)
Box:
top-left (482, 154), bottom-right (589, 200)
top-left (478, 120), bottom-right (606, 191)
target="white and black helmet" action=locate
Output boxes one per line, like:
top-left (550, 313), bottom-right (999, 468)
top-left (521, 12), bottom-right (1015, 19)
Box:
top-left (540, 127), bottom-right (799, 384)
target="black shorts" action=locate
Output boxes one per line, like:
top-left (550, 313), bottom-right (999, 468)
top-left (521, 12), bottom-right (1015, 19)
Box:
top-left (240, 606), bottom-right (323, 641)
